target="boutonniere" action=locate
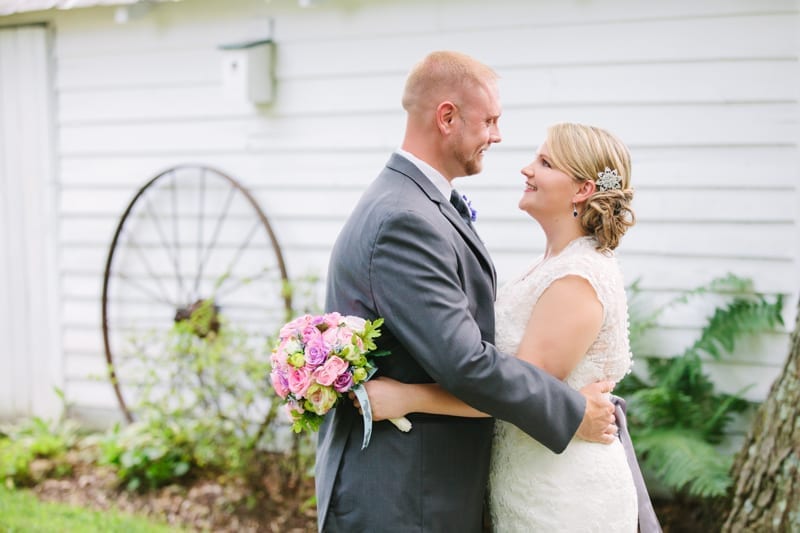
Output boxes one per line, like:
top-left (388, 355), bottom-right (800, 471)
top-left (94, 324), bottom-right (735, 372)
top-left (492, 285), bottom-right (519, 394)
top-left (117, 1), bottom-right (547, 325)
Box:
top-left (461, 194), bottom-right (478, 222)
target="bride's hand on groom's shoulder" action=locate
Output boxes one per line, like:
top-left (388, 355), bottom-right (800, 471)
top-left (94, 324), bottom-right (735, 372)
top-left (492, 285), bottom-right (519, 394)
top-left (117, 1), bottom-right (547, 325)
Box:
top-left (575, 381), bottom-right (617, 444)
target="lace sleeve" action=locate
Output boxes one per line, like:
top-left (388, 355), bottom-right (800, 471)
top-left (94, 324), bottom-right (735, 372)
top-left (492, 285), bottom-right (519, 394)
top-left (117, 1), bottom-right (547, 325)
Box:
top-left (530, 238), bottom-right (633, 387)
top-left (528, 249), bottom-right (610, 317)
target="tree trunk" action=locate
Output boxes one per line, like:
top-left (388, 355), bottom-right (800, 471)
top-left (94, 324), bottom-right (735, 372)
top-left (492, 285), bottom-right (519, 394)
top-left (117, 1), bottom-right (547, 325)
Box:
top-left (722, 296), bottom-right (800, 532)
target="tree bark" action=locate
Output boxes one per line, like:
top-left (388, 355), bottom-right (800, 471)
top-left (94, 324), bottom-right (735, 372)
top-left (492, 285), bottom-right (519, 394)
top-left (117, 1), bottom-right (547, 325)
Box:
top-left (722, 296), bottom-right (800, 532)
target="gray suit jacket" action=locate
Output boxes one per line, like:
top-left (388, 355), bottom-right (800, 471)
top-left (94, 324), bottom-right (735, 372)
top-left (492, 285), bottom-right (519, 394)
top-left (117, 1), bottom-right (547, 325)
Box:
top-left (315, 153), bottom-right (585, 532)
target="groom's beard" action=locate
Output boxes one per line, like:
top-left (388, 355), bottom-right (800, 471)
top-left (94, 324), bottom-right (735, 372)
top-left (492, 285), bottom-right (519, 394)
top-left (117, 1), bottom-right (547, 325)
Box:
top-left (450, 133), bottom-right (488, 177)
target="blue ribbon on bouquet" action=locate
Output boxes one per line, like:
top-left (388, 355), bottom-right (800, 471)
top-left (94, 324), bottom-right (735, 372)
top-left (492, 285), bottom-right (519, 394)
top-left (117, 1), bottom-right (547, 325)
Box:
top-left (353, 385), bottom-right (374, 450)
top-left (353, 368), bottom-right (378, 450)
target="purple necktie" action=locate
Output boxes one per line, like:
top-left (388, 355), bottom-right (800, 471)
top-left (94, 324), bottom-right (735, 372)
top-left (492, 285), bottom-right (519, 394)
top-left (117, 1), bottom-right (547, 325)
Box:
top-left (450, 190), bottom-right (475, 230)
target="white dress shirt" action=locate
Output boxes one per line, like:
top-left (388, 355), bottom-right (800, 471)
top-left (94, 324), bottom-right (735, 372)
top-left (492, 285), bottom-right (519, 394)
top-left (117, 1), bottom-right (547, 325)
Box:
top-left (395, 148), bottom-right (452, 202)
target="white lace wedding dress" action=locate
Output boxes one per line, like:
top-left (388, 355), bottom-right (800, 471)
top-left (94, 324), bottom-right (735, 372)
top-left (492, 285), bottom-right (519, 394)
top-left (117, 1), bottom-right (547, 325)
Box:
top-left (488, 236), bottom-right (638, 532)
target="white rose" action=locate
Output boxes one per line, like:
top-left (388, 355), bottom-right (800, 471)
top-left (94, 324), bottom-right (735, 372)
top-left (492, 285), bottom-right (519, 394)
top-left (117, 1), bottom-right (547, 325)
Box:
top-left (343, 315), bottom-right (366, 332)
top-left (285, 339), bottom-right (303, 354)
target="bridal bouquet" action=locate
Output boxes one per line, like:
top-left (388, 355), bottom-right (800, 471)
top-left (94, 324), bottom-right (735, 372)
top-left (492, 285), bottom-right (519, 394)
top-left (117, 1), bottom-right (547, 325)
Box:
top-left (269, 312), bottom-right (411, 447)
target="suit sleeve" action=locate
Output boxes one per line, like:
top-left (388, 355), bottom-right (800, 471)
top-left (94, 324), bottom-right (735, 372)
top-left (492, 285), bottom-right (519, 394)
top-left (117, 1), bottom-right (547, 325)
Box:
top-left (370, 210), bottom-right (586, 453)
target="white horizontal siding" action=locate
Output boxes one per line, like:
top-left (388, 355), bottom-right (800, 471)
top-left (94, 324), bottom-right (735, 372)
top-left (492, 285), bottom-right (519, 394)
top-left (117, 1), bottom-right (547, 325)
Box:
top-left (1, 0), bottom-right (796, 418)
top-left (55, 61), bottom-right (800, 120)
top-left (55, 103), bottom-right (796, 155)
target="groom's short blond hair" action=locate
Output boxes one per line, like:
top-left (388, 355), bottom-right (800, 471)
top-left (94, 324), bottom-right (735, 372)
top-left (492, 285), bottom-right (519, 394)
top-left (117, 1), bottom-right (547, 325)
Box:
top-left (401, 50), bottom-right (498, 113)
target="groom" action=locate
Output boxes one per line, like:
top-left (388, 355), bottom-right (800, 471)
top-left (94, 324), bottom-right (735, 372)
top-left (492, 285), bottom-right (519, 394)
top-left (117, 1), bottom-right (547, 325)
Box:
top-left (315, 50), bottom-right (617, 532)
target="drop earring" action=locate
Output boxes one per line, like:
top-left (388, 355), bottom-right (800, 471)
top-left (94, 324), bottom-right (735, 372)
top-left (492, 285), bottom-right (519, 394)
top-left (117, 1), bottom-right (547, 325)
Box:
top-left (572, 203), bottom-right (578, 218)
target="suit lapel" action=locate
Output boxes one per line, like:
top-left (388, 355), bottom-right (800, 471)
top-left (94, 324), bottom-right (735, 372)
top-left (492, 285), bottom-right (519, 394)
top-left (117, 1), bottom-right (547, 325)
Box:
top-left (386, 154), bottom-right (497, 295)
top-left (440, 204), bottom-right (497, 294)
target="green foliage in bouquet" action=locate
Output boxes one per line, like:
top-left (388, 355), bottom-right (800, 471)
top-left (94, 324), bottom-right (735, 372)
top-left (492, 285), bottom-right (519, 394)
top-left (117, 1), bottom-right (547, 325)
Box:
top-left (360, 317), bottom-right (388, 355)
top-left (618, 274), bottom-right (784, 498)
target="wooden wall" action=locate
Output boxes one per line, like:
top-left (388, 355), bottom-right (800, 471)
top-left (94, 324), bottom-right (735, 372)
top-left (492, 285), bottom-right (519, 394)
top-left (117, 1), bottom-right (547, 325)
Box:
top-left (0, 24), bottom-right (61, 420)
top-left (0, 0), bottom-right (797, 420)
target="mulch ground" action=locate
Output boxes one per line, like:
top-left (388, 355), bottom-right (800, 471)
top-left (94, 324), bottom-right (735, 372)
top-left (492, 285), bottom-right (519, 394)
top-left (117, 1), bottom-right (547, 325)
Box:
top-left (31, 451), bottom-right (317, 532)
top-left (28, 451), bottom-right (717, 532)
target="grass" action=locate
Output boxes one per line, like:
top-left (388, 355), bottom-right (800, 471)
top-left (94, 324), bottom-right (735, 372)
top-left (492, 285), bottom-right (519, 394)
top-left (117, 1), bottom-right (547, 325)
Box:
top-left (0, 483), bottom-right (181, 533)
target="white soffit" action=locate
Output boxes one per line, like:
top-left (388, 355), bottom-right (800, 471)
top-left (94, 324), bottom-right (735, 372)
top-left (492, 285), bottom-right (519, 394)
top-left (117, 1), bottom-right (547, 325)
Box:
top-left (0, 0), bottom-right (181, 16)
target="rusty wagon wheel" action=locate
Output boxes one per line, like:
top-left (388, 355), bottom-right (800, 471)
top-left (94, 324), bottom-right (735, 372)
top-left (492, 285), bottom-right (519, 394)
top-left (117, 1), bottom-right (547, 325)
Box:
top-left (101, 165), bottom-right (291, 422)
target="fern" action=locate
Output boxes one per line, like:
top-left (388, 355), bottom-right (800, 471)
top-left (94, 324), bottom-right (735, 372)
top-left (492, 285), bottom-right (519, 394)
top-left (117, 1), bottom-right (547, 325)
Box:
top-left (635, 428), bottom-right (733, 498)
top-left (686, 296), bottom-right (784, 361)
top-left (626, 273), bottom-right (759, 347)
top-left (620, 274), bottom-right (784, 498)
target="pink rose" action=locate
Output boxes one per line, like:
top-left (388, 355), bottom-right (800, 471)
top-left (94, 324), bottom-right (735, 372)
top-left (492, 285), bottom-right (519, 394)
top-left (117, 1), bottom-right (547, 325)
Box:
top-left (270, 369), bottom-right (290, 398)
top-left (313, 356), bottom-right (349, 386)
top-left (322, 312), bottom-right (343, 329)
top-left (280, 314), bottom-right (312, 338)
top-left (305, 383), bottom-right (339, 415)
top-left (322, 327), bottom-right (340, 348)
top-left (322, 326), bottom-right (356, 351)
top-left (302, 324), bottom-right (323, 345)
top-left (287, 366), bottom-right (312, 397)
top-left (337, 327), bottom-right (355, 349)
top-left (339, 327), bottom-right (357, 345)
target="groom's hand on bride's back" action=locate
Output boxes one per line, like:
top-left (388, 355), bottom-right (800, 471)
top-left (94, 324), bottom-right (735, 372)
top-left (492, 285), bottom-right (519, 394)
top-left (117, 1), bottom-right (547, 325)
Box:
top-left (575, 381), bottom-right (617, 444)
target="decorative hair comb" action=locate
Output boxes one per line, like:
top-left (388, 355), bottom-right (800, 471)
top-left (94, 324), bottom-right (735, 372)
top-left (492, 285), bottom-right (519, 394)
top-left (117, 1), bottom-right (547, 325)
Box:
top-left (596, 167), bottom-right (622, 191)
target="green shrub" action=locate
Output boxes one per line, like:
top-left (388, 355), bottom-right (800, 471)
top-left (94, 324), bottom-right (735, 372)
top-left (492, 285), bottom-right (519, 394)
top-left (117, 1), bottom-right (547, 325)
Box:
top-left (102, 304), bottom-right (278, 489)
top-left (0, 439), bottom-right (36, 485)
top-left (619, 274), bottom-right (784, 498)
top-left (0, 417), bottom-right (81, 487)
top-left (99, 421), bottom-right (193, 491)
top-left (102, 274), bottom-right (322, 491)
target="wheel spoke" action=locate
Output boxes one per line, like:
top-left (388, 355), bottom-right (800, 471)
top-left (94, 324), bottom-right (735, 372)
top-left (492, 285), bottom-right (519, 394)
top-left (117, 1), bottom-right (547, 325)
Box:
top-left (212, 219), bottom-right (263, 295)
top-left (170, 171), bottom-right (189, 304)
top-left (115, 272), bottom-right (177, 307)
top-left (192, 168), bottom-right (208, 301)
top-left (142, 182), bottom-right (184, 305)
top-left (197, 185), bottom-right (237, 288)
top-left (118, 237), bottom-right (179, 308)
top-left (214, 268), bottom-right (275, 300)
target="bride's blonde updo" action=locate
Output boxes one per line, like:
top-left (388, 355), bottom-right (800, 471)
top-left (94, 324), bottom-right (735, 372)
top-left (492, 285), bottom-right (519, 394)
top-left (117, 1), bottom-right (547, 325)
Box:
top-left (546, 122), bottom-right (635, 252)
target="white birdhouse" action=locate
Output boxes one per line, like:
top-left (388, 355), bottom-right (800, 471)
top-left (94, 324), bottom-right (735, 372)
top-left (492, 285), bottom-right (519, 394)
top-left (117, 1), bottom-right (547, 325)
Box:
top-left (219, 39), bottom-right (275, 105)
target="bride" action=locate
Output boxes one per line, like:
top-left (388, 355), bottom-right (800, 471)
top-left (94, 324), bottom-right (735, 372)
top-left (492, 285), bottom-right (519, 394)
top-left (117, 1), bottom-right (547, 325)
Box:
top-left (362, 122), bottom-right (639, 531)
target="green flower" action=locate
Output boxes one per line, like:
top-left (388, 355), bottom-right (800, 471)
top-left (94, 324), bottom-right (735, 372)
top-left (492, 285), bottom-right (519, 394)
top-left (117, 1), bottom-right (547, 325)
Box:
top-left (304, 383), bottom-right (338, 415)
top-left (352, 367), bottom-right (368, 384)
top-left (288, 352), bottom-right (306, 368)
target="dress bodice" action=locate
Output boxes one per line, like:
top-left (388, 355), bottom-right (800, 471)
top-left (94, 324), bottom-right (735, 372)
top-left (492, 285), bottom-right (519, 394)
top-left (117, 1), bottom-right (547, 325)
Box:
top-left (488, 236), bottom-right (638, 532)
top-left (494, 236), bottom-right (633, 389)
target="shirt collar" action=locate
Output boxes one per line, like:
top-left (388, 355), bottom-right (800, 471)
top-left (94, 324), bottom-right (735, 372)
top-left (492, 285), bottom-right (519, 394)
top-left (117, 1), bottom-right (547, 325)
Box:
top-left (395, 148), bottom-right (452, 202)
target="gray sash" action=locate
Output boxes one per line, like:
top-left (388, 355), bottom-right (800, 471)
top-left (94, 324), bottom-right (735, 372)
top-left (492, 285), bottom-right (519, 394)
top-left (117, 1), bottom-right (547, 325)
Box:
top-left (612, 395), bottom-right (663, 533)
